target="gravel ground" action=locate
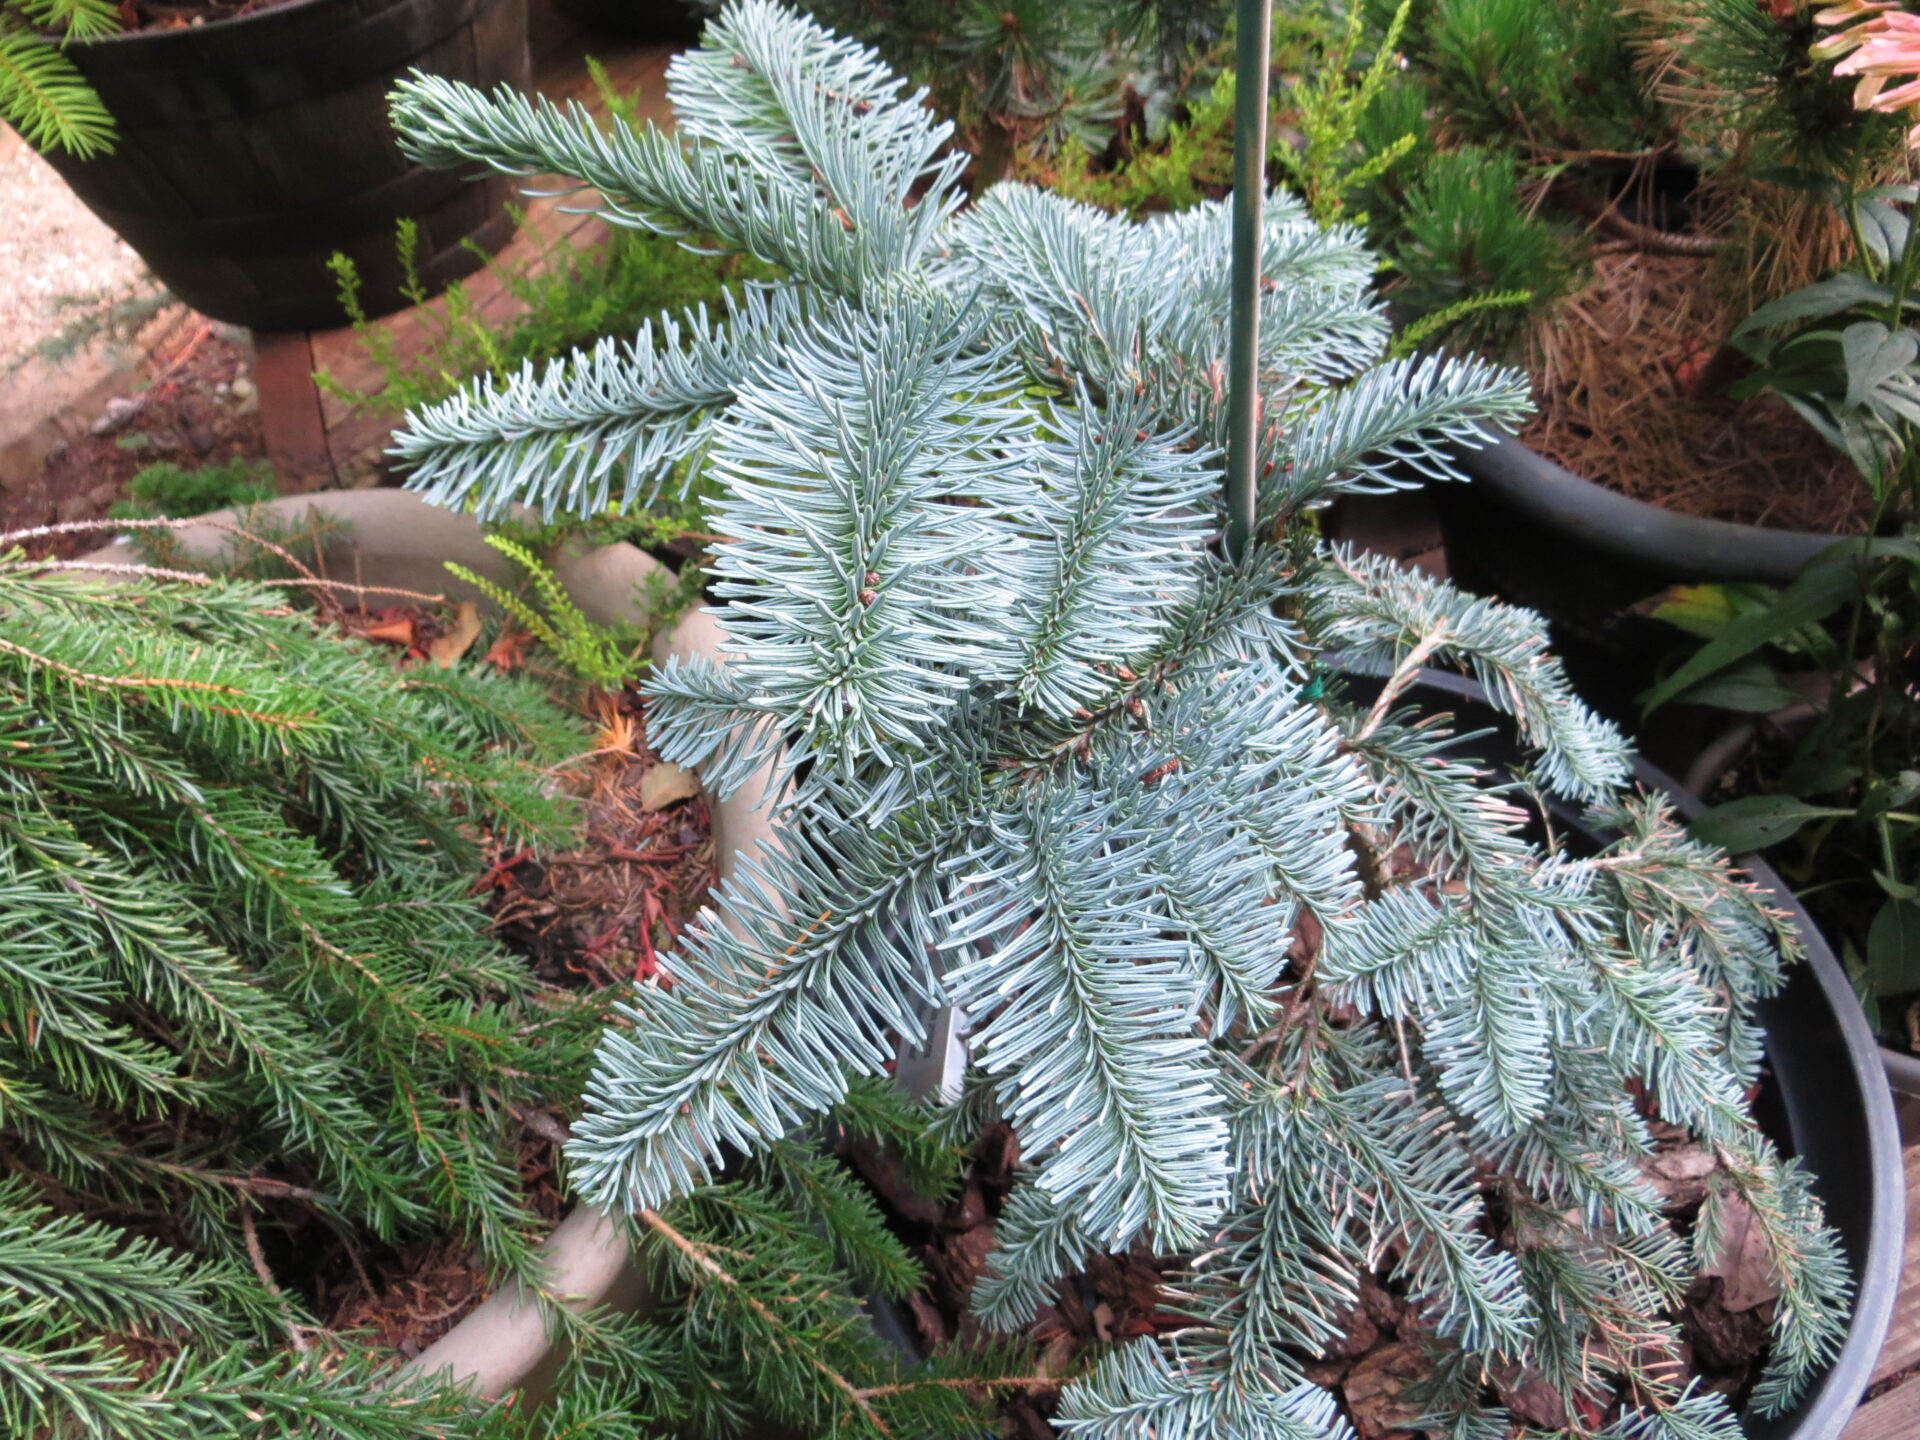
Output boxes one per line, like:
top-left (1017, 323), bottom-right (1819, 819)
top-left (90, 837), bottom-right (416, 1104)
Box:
top-left (0, 125), bottom-right (152, 371)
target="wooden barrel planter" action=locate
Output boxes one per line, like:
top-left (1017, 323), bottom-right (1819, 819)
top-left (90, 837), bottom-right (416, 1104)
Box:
top-left (30, 0), bottom-right (529, 332)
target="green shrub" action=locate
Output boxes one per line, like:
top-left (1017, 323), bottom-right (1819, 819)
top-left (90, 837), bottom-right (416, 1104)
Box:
top-left (0, 555), bottom-right (629, 1433)
top-left (1417, 0), bottom-right (1655, 152)
top-left (1392, 145), bottom-right (1584, 349)
top-left (798, 0), bottom-right (1230, 179)
top-left (1271, 0), bottom-right (1417, 225)
top-left (1666, 0), bottom-right (1905, 176)
top-left (446, 534), bottom-right (650, 692)
top-left (320, 215), bottom-right (774, 418)
top-left (1048, 67), bottom-right (1240, 214)
top-left (109, 459), bottom-right (277, 522)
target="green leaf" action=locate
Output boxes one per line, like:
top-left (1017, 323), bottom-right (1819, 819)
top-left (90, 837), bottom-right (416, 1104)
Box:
top-left (1851, 948), bottom-right (1885, 1033)
top-left (1855, 197), bottom-right (1913, 271)
top-left (1869, 376), bottom-right (1920, 429)
top-left (1837, 409), bottom-right (1891, 482)
top-left (1842, 535), bottom-right (1920, 564)
top-left (1688, 795), bottom-right (1850, 854)
top-left (1841, 321), bottom-right (1919, 411)
top-left (1857, 207), bottom-right (1905, 272)
top-left (1866, 900), bottom-right (1920, 996)
top-left (1776, 749), bottom-right (1858, 798)
top-left (1859, 771), bottom-right (1920, 821)
top-left (1640, 557), bottom-right (1858, 713)
top-left (1733, 273), bottom-right (1903, 338)
top-left (1672, 660), bottom-right (1801, 714)
top-left (1649, 584), bottom-right (1742, 640)
top-left (1877, 869), bottom-right (1918, 900)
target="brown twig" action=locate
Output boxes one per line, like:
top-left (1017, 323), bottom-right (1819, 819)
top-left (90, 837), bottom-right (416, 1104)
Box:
top-left (1532, 145), bottom-right (1674, 166)
top-left (10, 555), bottom-right (449, 605)
top-left (0, 512), bottom-right (348, 615)
top-left (114, 1151), bottom-right (332, 1202)
top-left (0, 635), bottom-right (247, 697)
top-left (1351, 627), bottom-right (1451, 746)
top-left (7, 559), bottom-right (225, 585)
top-left (1593, 210), bottom-right (1724, 257)
top-left (151, 318), bottom-right (215, 390)
top-left (241, 1206), bottom-right (310, 1353)
top-left (854, 1375), bottom-right (1062, 1399)
top-left (1559, 186), bottom-right (1724, 257)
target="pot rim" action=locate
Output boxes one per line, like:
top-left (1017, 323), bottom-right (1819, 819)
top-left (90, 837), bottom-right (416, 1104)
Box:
top-left (1883, 1044), bottom-right (1920, 1101)
top-left (58, 0), bottom-right (466, 48)
top-left (1456, 428), bottom-right (1849, 586)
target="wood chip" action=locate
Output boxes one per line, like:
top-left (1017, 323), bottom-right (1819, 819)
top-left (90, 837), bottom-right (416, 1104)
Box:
top-left (1705, 1194), bottom-right (1783, 1312)
top-left (1493, 1361), bottom-right (1570, 1430)
top-left (1343, 1340), bottom-right (1429, 1440)
top-left (1643, 1142), bottom-right (1719, 1209)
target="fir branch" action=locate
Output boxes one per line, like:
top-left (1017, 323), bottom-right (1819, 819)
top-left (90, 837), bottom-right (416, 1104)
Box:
top-left (567, 786), bottom-right (987, 1212)
top-left (1309, 545), bottom-right (1631, 801)
top-left (638, 1205), bottom-right (895, 1435)
top-left (972, 1182), bottom-right (1097, 1329)
top-left (393, 285), bottom-right (809, 520)
top-left (0, 25), bottom-right (113, 158)
top-left (945, 778), bottom-right (1229, 1249)
top-left (394, 9), bottom-right (1860, 1429)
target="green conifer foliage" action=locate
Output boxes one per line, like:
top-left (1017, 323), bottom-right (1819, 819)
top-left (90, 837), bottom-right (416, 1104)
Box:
top-left (794, 0), bottom-right (1229, 167)
top-left (0, 561), bottom-right (604, 1436)
top-left (1, 0), bottom-right (115, 156)
top-left (388, 5), bottom-right (1856, 1433)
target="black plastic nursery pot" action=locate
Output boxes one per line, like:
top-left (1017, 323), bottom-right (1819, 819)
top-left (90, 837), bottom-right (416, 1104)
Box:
top-left (1431, 433), bottom-right (1842, 724)
top-left (1394, 668), bottom-right (1901, 1440)
top-left (1883, 1047), bottom-right (1920, 1102)
top-left (31, 0), bottom-right (529, 330)
top-left (552, 0), bottom-right (705, 37)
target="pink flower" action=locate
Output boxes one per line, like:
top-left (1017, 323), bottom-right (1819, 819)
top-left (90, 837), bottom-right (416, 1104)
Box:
top-left (1814, 2), bottom-right (1920, 145)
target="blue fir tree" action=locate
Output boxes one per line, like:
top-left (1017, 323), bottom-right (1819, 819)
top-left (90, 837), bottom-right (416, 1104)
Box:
top-left (388, 5), bottom-right (1855, 1434)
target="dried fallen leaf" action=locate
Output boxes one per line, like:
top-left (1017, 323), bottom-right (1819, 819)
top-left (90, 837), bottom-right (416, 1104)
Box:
top-left (363, 617), bottom-right (416, 646)
top-left (430, 602), bottom-right (482, 669)
top-left (1642, 1142), bottom-right (1718, 1210)
top-left (639, 761), bottom-right (702, 812)
top-left (481, 628), bottom-right (531, 673)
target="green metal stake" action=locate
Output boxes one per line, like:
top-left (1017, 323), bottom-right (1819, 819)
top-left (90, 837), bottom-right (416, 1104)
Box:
top-left (1224, 0), bottom-right (1273, 562)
